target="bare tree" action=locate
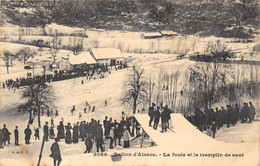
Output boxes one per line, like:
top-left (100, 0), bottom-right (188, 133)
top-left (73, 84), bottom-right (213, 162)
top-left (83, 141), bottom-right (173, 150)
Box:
top-left (18, 47), bottom-right (35, 64)
top-left (189, 42), bottom-right (231, 109)
top-left (148, 77), bottom-right (155, 107)
top-left (122, 67), bottom-right (148, 114)
top-left (18, 83), bottom-right (55, 128)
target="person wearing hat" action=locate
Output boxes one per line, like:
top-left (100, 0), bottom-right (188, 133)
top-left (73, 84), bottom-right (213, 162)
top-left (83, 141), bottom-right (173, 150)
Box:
top-left (123, 126), bottom-right (131, 148)
top-left (43, 121), bottom-right (49, 142)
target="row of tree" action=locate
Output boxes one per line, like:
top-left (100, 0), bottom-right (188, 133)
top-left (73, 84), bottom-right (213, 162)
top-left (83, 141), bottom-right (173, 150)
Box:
top-left (123, 42), bottom-right (259, 114)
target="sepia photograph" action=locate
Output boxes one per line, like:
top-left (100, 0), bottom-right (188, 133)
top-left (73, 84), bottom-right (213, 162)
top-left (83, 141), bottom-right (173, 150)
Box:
top-left (0, 0), bottom-right (259, 165)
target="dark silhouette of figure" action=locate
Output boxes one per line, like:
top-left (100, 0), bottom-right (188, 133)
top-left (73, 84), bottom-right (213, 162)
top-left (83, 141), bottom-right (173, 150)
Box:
top-left (50, 138), bottom-right (62, 166)
top-left (24, 125), bottom-right (32, 144)
top-left (14, 126), bottom-right (19, 146)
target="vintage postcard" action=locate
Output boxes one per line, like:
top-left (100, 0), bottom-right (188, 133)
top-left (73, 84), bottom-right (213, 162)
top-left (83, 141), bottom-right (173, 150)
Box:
top-left (0, 0), bottom-right (259, 166)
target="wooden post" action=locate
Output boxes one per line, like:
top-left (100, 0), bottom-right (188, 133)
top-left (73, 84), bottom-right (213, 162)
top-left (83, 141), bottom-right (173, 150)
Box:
top-left (37, 133), bottom-right (46, 166)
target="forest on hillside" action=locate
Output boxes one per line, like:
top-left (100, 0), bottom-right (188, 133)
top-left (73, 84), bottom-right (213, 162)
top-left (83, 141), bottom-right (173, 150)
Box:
top-left (1, 0), bottom-right (259, 38)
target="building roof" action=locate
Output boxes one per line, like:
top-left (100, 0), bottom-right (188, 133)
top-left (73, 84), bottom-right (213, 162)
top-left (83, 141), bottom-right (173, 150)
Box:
top-left (141, 32), bottom-right (162, 38)
top-left (90, 48), bottom-right (122, 60)
top-left (160, 31), bottom-right (177, 36)
top-left (69, 52), bottom-right (97, 65)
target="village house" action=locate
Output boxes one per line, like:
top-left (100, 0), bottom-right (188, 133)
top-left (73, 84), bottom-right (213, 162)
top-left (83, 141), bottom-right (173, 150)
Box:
top-left (58, 51), bottom-right (97, 70)
top-left (89, 48), bottom-right (124, 68)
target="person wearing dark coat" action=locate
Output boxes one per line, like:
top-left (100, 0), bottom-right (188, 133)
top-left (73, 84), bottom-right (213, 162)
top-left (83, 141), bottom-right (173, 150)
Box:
top-left (14, 126), bottom-right (19, 146)
top-left (211, 121), bottom-right (217, 138)
top-left (24, 125), bottom-right (32, 144)
top-left (215, 108), bottom-right (221, 130)
top-left (50, 138), bottom-right (62, 166)
top-left (84, 135), bottom-right (93, 153)
top-left (73, 123), bottom-right (79, 143)
top-left (119, 118), bottom-right (126, 136)
top-left (234, 103), bottom-right (240, 124)
top-left (81, 121), bottom-right (87, 141)
top-left (241, 103), bottom-right (249, 123)
top-left (0, 129), bottom-right (3, 148)
top-left (34, 128), bottom-right (40, 140)
top-left (248, 102), bottom-right (256, 123)
top-left (65, 123), bottom-right (72, 144)
top-left (106, 118), bottom-right (112, 139)
top-left (148, 103), bottom-right (155, 127)
top-left (153, 106), bottom-right (160, 130)
top-left (226, 105), bottom-right (231, 128)
top-left (103, 116), bottom-right (109, 138)
top-left (57, 121), bottom-right (65, 141)
top-left (43, 122), bottom-right (49, 142)
top-left (95, 125), bottom-right (104, 152)
top-left (164, 105), bottom-right (171, 129)
top-left (114, 124), bottom-right (121, 146)
top-left (2, 124), bottom-right (11, 145)
top-left (88, 119), bottom-right (95, 139)
top-left (49, 126), bottom-right (55, 139)
top-left (161, 108), bottom-right (168, 133)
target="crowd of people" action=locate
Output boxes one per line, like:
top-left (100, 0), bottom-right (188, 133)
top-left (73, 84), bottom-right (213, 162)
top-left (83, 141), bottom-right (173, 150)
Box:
top-left (0, 101), bottom-right (257, 165)
top-left (0, 110), bottom-right (134, 152)
top-left (2, 65), bottom-right (124, 91)
top-left (185, 101), bottom-right (256, 138)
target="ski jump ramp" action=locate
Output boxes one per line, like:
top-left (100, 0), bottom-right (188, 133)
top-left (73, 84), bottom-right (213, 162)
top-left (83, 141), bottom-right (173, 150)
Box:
top-left (134, 113), bottom-right (234, 152)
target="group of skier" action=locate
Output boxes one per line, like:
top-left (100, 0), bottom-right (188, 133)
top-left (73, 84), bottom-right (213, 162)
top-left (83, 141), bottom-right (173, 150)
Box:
top-left (148, 103), bottom-right (172, 133)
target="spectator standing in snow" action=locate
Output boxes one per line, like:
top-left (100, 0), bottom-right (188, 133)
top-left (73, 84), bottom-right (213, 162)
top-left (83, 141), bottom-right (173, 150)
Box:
top-left (34, 127), bottom-right (40, 140)
top-left (65, 123), bottom-right (72, 144)
top-left (50, 138), bottom-right (62, 166)
top-left (109, 127), bottom-right (115, 149)
top-left (211, 121), bottom-right (217, 138)
top-left (84, 135), bottom-right (93, 153)
top-left (123, 126), bottom-right (131, 148)
top-left (49, 126), bottom-right (55, 139)
top-left (2, 124), bottom-right (11, 145)
top-left (153, 106), bottom-right (160, 130)
top-left (43, 122), bottom-right (49, 142)
top-left (249, 102), bottom-right (256, 123)
top-left (148, 103), bottom-right (155, 127)
top-left (73, 123), bottom-right (79, 143)
top-left (24, 125), bottom-right (32, 144)
top-left (14, 126), bottom-right (19, 146)
top-left (57, 121), bottom-right (65, 141)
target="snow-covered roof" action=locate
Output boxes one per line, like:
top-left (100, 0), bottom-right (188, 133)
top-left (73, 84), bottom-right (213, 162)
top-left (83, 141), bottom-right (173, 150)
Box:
top-left (53, 50), bottom-right (71, 62)
top-left (160, 31), bottom-right (177, 36)
top-left (90, 48), bottom-right (122, 60)
top-left (69, 52), bottom-right (97, 65)
top-left (142, 32), bottom-right (162, 38)
top-left (26, 56), bottom-right (52, 64)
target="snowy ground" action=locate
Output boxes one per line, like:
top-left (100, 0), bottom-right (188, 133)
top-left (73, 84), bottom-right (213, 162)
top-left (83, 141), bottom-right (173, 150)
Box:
top-left (0, 113), bottom-right (259, 166)
top-left (0, 33), bottom-right (259, 165)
